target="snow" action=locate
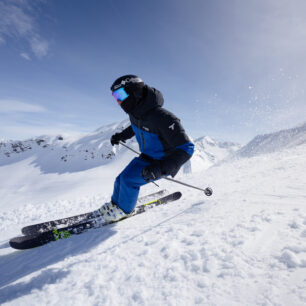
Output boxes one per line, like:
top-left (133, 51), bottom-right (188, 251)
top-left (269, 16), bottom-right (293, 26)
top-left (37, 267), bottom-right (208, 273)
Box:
top-left (237, 121), bottom-right (306, 157)
top-left (189, 136), bottom-right (240, 173)
top-left (0, 123), bottom-right (306, 305)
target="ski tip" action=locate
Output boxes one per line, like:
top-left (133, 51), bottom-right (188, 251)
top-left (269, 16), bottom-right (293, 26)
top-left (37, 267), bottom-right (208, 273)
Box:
top-left (9, 236), bottom-right (29, 250)
top-left (9, 233), bottom-right (51, 250)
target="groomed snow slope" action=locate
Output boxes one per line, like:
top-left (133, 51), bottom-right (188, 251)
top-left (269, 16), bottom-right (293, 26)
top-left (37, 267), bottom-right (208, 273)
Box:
top-left (0, 143), bottom-right (305, 305)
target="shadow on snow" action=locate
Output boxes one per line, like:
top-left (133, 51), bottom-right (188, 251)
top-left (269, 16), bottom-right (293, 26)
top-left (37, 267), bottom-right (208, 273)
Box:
top-left (0, 227), bottom-right (116, 304)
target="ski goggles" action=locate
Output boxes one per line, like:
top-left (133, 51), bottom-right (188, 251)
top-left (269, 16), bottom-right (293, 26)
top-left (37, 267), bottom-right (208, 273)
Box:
top-left (112, 88), bottom-right (129, 104)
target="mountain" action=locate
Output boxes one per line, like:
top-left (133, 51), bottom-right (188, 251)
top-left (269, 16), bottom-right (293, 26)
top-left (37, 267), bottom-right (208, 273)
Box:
top-left (0, 120), bottom-right (239, 174)
top-left (0, 120), bottom-right (132, 173)
top-left (185, 136), bottom-right (240, 173)
top-left (237, 122), bottom-right (306, 158)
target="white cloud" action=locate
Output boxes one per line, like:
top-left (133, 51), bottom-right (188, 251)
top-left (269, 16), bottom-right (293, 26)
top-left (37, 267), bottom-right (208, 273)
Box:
top-left (30, 36), bottom-right (48, 58)
top-left (20, 52), bottom-right (31, 60)
top-left (0, 0), bottom-right (49, 58)
top-left (0, 99), bottom-right (46, 113)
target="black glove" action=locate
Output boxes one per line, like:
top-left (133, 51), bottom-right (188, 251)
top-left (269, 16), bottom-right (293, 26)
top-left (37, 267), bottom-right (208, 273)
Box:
top-left (142, 164), bottom-right (162, 182)
top-left (110, 133), bottom-right (126, 146)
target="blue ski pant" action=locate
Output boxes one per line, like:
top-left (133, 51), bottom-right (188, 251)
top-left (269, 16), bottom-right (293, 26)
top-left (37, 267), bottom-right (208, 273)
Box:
top-left (111, 157), bottom-right (151, 213)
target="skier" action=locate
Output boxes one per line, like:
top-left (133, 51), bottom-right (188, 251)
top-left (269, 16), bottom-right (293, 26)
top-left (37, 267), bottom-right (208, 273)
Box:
top-left (100, 75), bottom-right (194, 222)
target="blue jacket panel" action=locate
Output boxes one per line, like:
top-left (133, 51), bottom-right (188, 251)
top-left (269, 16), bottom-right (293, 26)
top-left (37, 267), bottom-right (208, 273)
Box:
top-left (131, 123), bottom-right (165, 160)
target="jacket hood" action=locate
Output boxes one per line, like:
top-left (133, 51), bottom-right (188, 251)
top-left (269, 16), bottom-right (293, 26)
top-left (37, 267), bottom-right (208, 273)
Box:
top-left (130, 85), bottom-right (164, 119)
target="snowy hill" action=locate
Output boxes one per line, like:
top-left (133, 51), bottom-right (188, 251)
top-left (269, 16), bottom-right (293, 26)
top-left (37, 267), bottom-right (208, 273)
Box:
top-left (188, 136), bottom-right (240, 173)
top-left (0, 120), bottom-right (131, 173)
top-left (0, 124), bottom-right (306, 305)
top-left (237, 122), bottom-right (306, 157)
top-left (0, 120), bottom-right (238, 174)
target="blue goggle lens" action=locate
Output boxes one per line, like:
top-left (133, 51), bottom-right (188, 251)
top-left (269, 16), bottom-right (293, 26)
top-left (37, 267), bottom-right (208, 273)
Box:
top-left (112, 88), bottom-right (129, 103)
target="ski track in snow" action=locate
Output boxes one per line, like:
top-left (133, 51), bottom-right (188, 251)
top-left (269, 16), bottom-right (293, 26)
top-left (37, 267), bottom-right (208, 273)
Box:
top-left (0, 144), bottom-right (306, 305)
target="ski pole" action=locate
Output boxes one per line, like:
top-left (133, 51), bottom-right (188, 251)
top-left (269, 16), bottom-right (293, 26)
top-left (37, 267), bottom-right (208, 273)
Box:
top-left (119, 141), bottom-right (213, 196)
top-left (119, 141), bottom-right (140, 155)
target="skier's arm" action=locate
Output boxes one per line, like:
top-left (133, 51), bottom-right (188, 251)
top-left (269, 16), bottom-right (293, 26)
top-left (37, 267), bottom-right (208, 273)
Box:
top-left (111, 125), bottom-right (135, 146)
top-left (120, 125), bottom-right (135, 140)
top-left (157, 112), bottom-right (194, 177)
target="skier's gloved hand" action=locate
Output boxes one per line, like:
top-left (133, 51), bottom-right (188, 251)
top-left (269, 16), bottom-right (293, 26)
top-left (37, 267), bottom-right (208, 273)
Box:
top-left (142, 164), bottom-right (162, 182)
top-left (110, 133), bottom-right (126, 146)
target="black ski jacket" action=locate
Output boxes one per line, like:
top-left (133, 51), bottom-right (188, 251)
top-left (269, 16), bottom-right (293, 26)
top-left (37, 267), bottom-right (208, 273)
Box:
top-left (119, 86), bottom-right (194, 177)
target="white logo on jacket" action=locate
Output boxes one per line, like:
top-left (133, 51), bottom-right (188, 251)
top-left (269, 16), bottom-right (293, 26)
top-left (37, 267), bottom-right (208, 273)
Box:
top-left (169, 123), bottom-right (175, 130)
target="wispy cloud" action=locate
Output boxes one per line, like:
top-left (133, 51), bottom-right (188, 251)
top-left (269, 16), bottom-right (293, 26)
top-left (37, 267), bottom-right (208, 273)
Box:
top-left (0, 0), bottom-right (49, 58)
top-left (30, 36), bottom-right (48, 58)
top-left (0, 99), bottom-right (46, 113)
top-left (20, 52), bottom-right (31, 60)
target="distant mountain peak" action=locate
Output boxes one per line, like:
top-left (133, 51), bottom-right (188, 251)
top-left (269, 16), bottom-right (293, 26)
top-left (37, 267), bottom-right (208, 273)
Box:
top-left (237, 122), bottom-right (306, 158)
top-left (181, 136), bottom-right (241, 174)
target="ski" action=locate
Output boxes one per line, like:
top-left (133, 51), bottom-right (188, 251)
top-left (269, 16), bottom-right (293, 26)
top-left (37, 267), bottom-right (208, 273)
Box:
top-left (21, 189), bottom-right (168, 236)
top-left (10, 191), bottom-right (182, 250)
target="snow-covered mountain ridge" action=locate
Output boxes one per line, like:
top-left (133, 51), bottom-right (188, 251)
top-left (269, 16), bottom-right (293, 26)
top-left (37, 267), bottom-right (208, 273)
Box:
top-left (0, 120), bottom-right (240, 173)
top-left (0, 121), bottom-right (131, 173)
top-left (237, 121), bottom-right (306, 157)
top-left (190, 136), bottom-right (240, 172)
top-left (2, 120), bottom-right (306, 175)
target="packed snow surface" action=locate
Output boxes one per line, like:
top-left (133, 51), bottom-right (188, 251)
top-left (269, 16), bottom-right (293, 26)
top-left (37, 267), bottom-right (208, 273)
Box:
top-left (0, 123), bottom-right (306, 306)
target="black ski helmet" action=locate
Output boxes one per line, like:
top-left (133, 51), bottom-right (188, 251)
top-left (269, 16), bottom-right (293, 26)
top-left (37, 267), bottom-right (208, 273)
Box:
top-left (111, 75), bottom-right (145, 114)
top-left (110, 75), bottom-right (144, 92)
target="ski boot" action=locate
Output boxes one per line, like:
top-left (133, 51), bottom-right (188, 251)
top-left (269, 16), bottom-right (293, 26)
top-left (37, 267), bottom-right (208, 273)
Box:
top-left (99, 201), bottom-right (130, 223)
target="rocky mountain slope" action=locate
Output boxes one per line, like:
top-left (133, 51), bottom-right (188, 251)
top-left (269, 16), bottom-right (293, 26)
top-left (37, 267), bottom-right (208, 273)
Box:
top-left (0, 120), bottom-right (240, 174)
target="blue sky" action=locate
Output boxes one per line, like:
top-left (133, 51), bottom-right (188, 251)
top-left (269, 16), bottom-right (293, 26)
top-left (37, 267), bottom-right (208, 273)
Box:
top-left (1, 0), bottom-right (306, 143)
